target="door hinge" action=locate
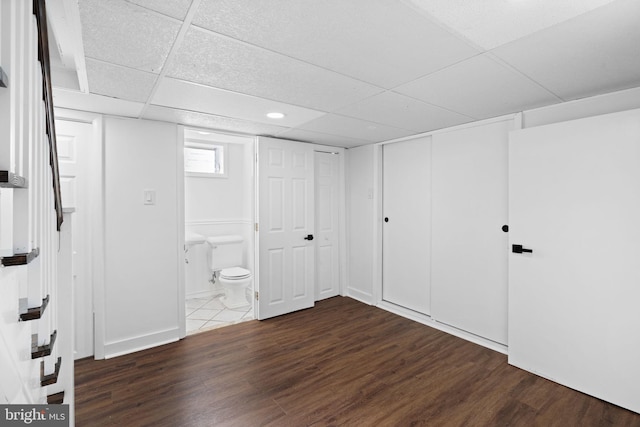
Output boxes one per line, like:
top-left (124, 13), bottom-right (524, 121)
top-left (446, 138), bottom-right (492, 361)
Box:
top-left (255, 291), bottom-right (259, 301)
top-left (255, 223), bottom-right (259, 232)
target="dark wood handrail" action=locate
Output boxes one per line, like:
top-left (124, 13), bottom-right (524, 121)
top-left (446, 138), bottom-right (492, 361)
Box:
top-left (33, 0), bottom-right (63, 231)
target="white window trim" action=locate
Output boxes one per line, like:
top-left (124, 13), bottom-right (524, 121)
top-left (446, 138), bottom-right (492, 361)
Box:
top-left (184, 140), bottom-right (228, 178)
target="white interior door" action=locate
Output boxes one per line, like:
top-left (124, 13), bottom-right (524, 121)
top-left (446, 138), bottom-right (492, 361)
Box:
top-left (431, 121), bottom-right (510, 345)
top-left (56, 120), bottom-right (94, 359)
top-left (509, 109), bottom-right (640, 414)
top-left (314, 151), bottom-right (340, 300)
top-left (258, 137), bottom-right (315, 320)
top-left (382, 137), bottom-right (431, 315)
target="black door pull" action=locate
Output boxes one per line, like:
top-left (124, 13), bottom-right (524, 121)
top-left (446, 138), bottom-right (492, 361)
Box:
top-left (304, 234), bottom-right (314, 241)
top-left (512, 244), bottom-right (533, 254)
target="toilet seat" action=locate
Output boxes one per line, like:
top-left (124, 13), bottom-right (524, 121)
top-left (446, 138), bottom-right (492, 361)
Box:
top-left (220, 267), bottom-right (251, 280)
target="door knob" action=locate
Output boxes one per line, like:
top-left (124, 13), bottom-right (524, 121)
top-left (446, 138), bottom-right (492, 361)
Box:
top-left (384, 217), bottom-right (389, 223)
top-left (304, 234), bottom-right (314, 241)
top-left (512, 244), bottom-right (533, 254)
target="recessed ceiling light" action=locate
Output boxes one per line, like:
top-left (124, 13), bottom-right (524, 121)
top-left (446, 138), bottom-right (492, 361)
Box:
top-left (266, 112), bottom-right (285, 119)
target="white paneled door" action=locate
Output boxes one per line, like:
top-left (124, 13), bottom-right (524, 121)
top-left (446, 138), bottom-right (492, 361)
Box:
top-left (258, 137), bottom-right (315, 319)
top-left (314, 151), bottom-right (340, 300)
top-left (382, 137), bottom-right (431, 315)
top-left (431, 121), bottom-right (510, 345)
top-left (56, 120), bottom-right (94, 359)
top-left (509, 109), bottom-right (640, 414)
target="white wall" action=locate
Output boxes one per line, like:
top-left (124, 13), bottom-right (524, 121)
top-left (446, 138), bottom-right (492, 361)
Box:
top-left (345, 145), bottom-right (376, 304)
top-left (185, 143), bottom-right (249, 220)
top-left (102, 117), bottom-right (181, 357)
top-left (184, 135), bottom-right (255, 298)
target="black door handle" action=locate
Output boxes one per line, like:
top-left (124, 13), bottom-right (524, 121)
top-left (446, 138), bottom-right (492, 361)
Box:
top-left (304, 234), bottom-right (314, 241)
top-left (512, 244), bottom-right (533, 254)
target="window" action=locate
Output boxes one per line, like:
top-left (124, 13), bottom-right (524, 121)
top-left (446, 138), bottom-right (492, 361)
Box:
top-left (184, 141), bottom-right (227, 178)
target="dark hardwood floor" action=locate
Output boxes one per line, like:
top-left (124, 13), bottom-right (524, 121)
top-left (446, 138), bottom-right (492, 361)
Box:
top-left (75, 297), bottom-right (640, 426)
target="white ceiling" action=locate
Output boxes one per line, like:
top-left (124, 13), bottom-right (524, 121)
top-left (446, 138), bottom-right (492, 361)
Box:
top-left (48, 0), bottom-right (640, 148)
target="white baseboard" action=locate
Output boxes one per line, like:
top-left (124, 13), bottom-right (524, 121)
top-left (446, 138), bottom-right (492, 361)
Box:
top-left (345, 287), bottom-right (374, 305)
top-left (104, 328), bottom-right (180, 359)
top-left (376, 301), bottom-right (508, 355)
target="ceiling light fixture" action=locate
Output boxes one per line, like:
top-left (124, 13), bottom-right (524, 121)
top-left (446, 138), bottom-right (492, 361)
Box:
top-left (266, 112), bottom-right (285, 119)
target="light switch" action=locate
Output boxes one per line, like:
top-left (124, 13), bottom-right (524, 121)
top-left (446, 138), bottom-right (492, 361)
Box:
top-left (143, 189), bottom-right (156, 205)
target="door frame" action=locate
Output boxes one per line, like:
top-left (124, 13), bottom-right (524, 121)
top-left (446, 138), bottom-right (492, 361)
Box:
top-left (53, 108), bottom-right (106, 359)
top-left (254, 139), bottom-right (346, 320)
top-left (314, 149), bottom-right (344, 301)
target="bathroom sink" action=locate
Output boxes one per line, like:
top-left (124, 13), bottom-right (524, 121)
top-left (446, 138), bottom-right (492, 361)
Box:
top-left (185, 232), bottom-right (206, 246)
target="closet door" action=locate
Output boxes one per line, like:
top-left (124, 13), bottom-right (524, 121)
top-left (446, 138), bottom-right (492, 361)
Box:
top-left (431, 121), bottom-right (510, 344)
top-left (382, 137), bottom-right (431, 315)
top-left (314, 151), bottom-right (340, 300)
top-left (509, 109), bottom-right (640, 414)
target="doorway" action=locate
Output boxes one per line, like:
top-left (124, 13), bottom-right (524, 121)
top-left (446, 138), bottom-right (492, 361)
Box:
top-left (55, 116), bottom-right (102, 360)
top-left (182, 129), bottom-right (256, 334)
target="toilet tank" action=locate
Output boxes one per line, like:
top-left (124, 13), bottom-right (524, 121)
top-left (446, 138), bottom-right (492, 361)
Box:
top-left (206, 235), bottom-right (244, 271)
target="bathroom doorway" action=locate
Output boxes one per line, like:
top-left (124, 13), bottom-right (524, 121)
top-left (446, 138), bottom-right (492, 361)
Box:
top-left (182, 128), bottom-right (256, 335)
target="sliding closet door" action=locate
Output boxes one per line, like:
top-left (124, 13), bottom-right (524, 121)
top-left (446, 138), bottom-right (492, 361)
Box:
top-left (431, 121), bottom-right (510, 344)
top-left (509, 109), bottom-right (640, 413)
top-left (382, 137), bottom-right (431, 315)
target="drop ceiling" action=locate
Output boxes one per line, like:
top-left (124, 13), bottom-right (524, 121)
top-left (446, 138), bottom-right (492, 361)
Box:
top-left (48, 0), bottom-right (640, 148)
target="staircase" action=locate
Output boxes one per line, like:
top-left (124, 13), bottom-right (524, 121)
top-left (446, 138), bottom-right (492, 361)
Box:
top-left (0, 0), bottom-right (73, 419)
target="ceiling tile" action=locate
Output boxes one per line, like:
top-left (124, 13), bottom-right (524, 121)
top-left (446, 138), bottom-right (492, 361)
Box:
top-left (298, 114), bottom-right (415, 142)
top-left (126, 0), bottom-right (193, 20)
top-left (79, 0), bottom-right (180, 73)
top-left (191, 0), bottom-right (479, 89)
top-left (142, 105), bottom-right (290, 136)
top-left (336, 91), bottom-right (473, 133)
top-left (151, 77), bottom-right (326, 127)
top-left (165, 27), bottom-right (382, 112)
top-left (492, 0), bottom-right (640, 101)
top-left (275, 129), bottom-right (370, 148)
top-left (407, 0), bottom-right (617, 50)
top-left (85, 59), bottom-right (158, 103)
top-left (53, 88), bottom-right (145, 118)
top-left (394, 54), bottom-right (560, 119)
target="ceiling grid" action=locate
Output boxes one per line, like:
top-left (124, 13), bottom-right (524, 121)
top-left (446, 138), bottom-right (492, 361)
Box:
top-left (47, 0), bottom-right (640, 147)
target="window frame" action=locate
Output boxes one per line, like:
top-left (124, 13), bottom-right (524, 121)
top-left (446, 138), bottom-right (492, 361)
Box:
top-left (184, 139), bottom-right (228, 178)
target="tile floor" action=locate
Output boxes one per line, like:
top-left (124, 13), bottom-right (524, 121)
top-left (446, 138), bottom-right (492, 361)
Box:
top-left (185, 293), bottom-right (254, 335)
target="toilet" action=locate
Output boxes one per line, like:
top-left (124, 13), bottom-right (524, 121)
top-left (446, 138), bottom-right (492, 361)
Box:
top-left (206, 235), bottom-right (252, 309)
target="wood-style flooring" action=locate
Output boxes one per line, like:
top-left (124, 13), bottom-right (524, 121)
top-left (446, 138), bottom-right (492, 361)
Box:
top-left (75, 297), bottom-right (640, 426)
